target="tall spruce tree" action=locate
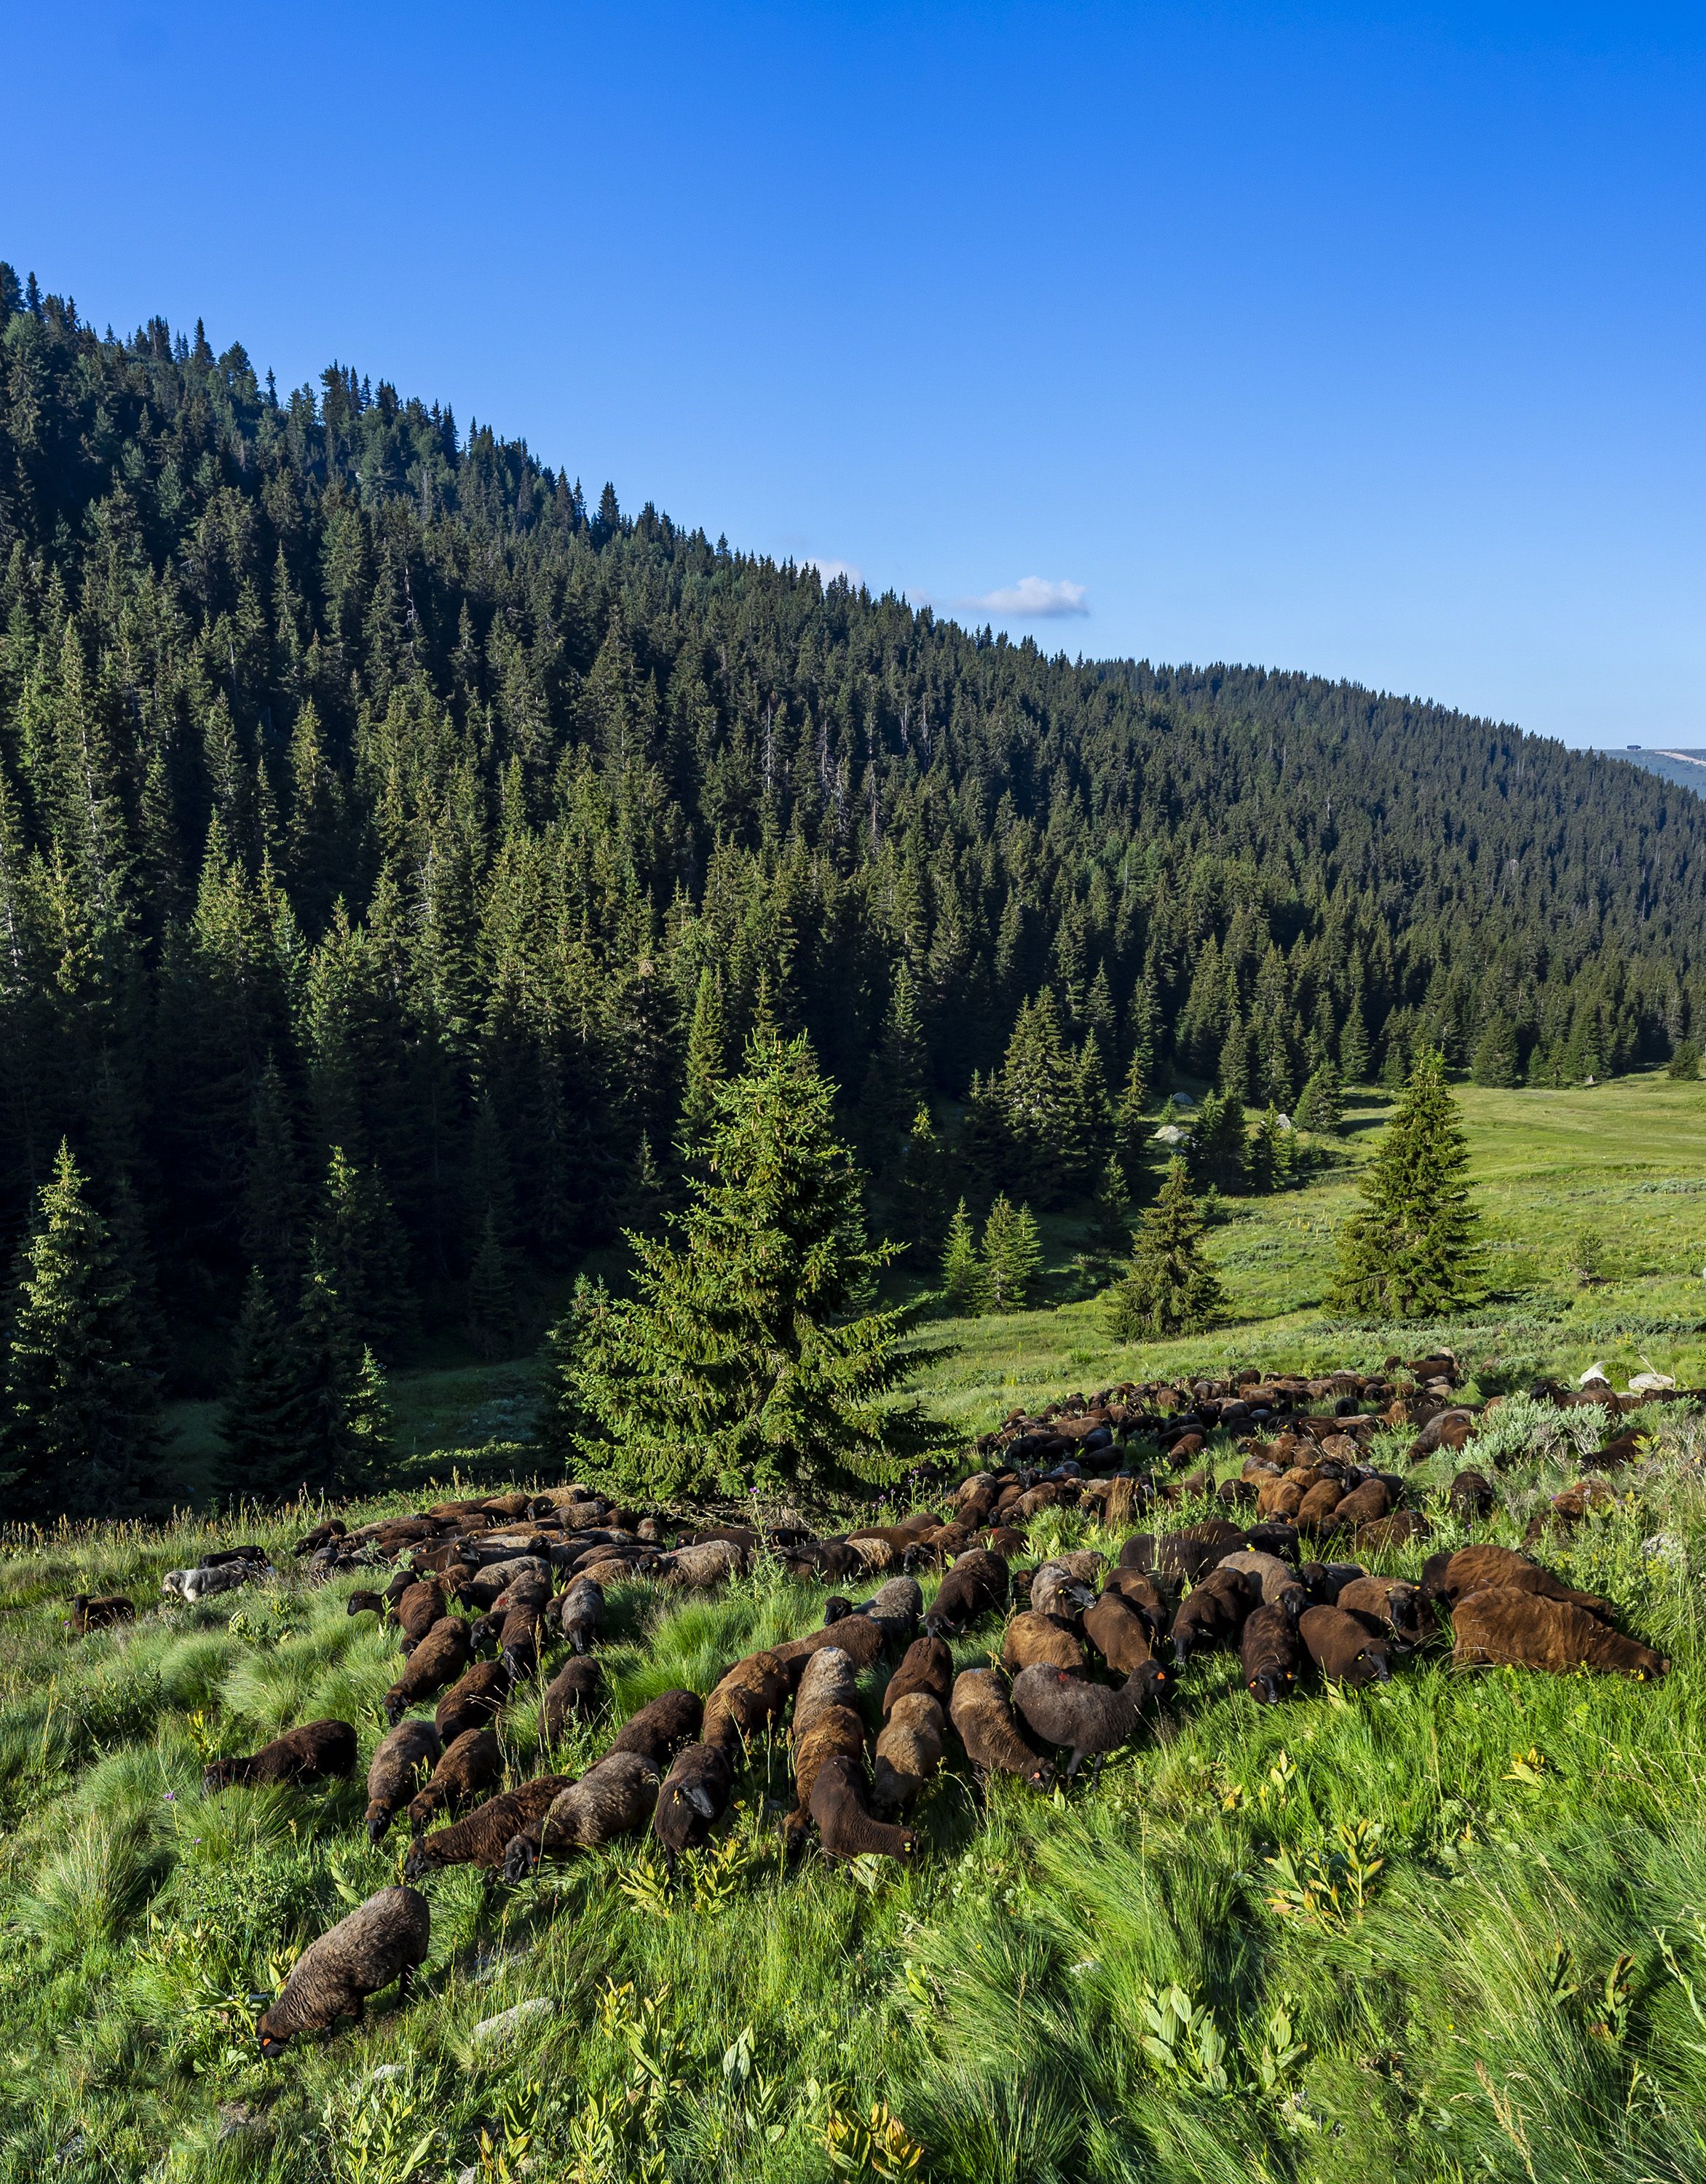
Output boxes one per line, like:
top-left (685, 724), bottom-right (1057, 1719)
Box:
top-left (1105, 1158), bottom-right (1227, 1340)
top-left (1190, 1090), bottom-right (1247, 1191)
top-left (1292, 1059), bottom-right (1344, 1134)
top-left (1328, 1048), bottom-right (1482, 1318)
top-left (1, 1140), bottom-right (162, 1514)
top-left (939, 1199), bottom-right (982, 1315)
top-left (979, 1195), bottom-right (1042, 1313)
top-left (1111, 1051), bottom-right (1149, 1192)
top-left (552, 1029), bottom-right (947, 1496)
top-left (679, 967), bottom-right (729, 1152)
top-left (217, 1265), bottom-right (309, 1500)
top-left (1078, 1158), bottom-right (1135, 1286)
top-left (893, 1102), bottom-right (951, 1263)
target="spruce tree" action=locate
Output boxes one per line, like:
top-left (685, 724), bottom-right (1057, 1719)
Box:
top-left (893, 1103), bottom-right (951, 1263)
top-left (1339, 997), bottom-right (1371, 1085)
top-left (979, 1195), bottom-right (1041, 1313)
top-left (315, 1144), bottom-right (414, 1361)
top-left (1246, 1105), bottom-right (1293, 1195)
top-left (217, 1265), bottom-right (309, 1501)
top-left (1111, 1051), bottom-right (1149, 1191)
top-left (290, 1248), bottom-right (376, 1497)
top-left (1, 1141), bottom-right (162, 1516)
top-left (1078, 1158), bottom-right (1134, 1286)
top-left (1669, 1038), bottom-right (1702, 1082)
top-left (679, 968), bottom-right (728, 1152)
top-left (939, 1198), bottom-right (982, 1315)
top-left (467, 1206), bottom-right (516, 1361)
top-left (1327, 1049), bottom-right (1482, 1318)
top-left (1190, 1090), bottom-right (1247, 1191)
top-left (1105, 1159), bottom-right (1227, 1340)
top-left (554, 1029), bottom-right (947, 1496)
top-left (1293, 1059), bottom-right (1344, 1134)
top-left (1469, 1015), bottom-right (1520, 1088)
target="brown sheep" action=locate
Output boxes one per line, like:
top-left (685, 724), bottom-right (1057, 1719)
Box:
top-left (1355, 1511), bottom-right (1431, 1552)
top-left (772, 1615), bottom-right (887, 1678)
top-left (1240, 1603), bottom-right (1305, 1704)
top-left (1298, 1605), bottom-right (1391, 1687)
top-left (882, 1636), bottom-right (954, 1720)
top-left (1102, 1567), bottom-right (1176, 1643)
top-left (785, 1539), bottom-right (867, 1583)
top-left (556, 1577), bottom-right (604, 1655)
top-left (923, 1549), bottom-right (1009, 1639)
top-left (1332, 1478), bottom-right (1394, 1530)
top-left (786, 1704), bottom-right (869, 1843)
top-left (1295, 1479), bottom-right (1347, 1533)
top-left (384, 1617), bottom-right (472, 1725)
top-left (204, 1718), bottom-right (358, 1795)
top-left (808, 1754), bottom-right (919, 1861)
top-left (505, 1751), bottom-right (660, 1878)
top-left (434, 1659), bottom-right (513, 1744)
top-left (607, 1687), bottom-right (705, 1769)
top-left (1169, 1568), bottom-right (1256, 1666)
top-left (872, 1693), bottom-right (945, 1814)
top-left (364, 1719), bottom-right (443, 1843)
top-left (949, 1668), bottom-right (1054, 1790)
top-left (1030, 1558), bottom-right (1101, 1621)
top-left (293, 1519), bottom-right (348, 1557)
top-left (1011, 1659), bottom-right (1171, 1784)
top-left (699, 1653), bottom-right (791, 1757)
top-left (393, 1580), bottom-right (451, 1650)
top-left (1335, 1575), bottom-right (1432, 1649)
top-left (1082, 1588), bottom-right (1156, 1677)
top-left (1422, 1544), bottom-right (1614, 1618)
top-left (1451, 1589), bottom-right (1667, 1679)
top-left (541, 1656), bottom-right (606, 1743)
top-left (1156, 1522), bottom-right (1247, 1583)
top-left (256, 1886), bottom-right (430, 2054)
top-left (652, 1742), bottom-right (735, 1866)
top-left (1001, 1610), bottom-right (1087, 1676)
top-left (347, 1590), bottom-right (384, 1619)
top-left (1448, 1469), bottom-right (1496, 1521)
top-left (66, 1594), bottom-right (134, 1635)
top-left (404, 1773), bottom-right (574, 1880)
top-left (794, 1648), bottom-right (860, 1741)
top-left (1215, 1550), bottom-right (1307, 1612)
top-left (657, 1539), bottom-right (748, 1590)
top-left (407, 1727), bottom-right (502, 1835)
top-left (858, 1576), bottom-right (925, 1640)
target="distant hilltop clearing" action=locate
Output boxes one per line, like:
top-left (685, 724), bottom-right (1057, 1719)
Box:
top-left (1616, 748), bottom-right (1706, 792)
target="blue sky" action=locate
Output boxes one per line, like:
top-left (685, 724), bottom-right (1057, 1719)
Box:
top-left (4, 1), bottom-right (1702, 745)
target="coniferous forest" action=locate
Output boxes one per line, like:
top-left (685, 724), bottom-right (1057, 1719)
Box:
top-left (5, 264), bottom-right (1706, 1508)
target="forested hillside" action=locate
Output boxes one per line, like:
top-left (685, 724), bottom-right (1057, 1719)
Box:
top-left (3, 263), bottom-right (1704, 1398)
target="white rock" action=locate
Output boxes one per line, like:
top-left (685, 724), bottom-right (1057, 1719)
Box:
top-left (470, 1997), bottom-right (553, 2048)
top-left (1151, 1124), bottom-right (1185, 1146)
top-left (1627, 1372), bottom-right (1676, 1393)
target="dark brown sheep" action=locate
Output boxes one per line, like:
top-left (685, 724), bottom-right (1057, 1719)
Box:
top-left (785, 1539), bottom-right (867, 1583)
top-left (1355, 1511), bottom-right (1431, 1551)
top-left (1241, 1603), bottom-right (1304, 1705)
top-left (1001, 1610), bottom-right (1087, 1676)
top-left (364, 1719), bottom-right (443, 1843)
top-left (608, 1687), bottom-right (705, 1768)
top-left (393, 1580), bottom-right (450, 1650)
top-left (541, 1656), bottom-right (605, 1743)
top-left (1295, 1478), bottom-right (1347, 1533)
top-left (1082, 1589), bottom-right (1156, 1677)
top-left (949, 1667), bottom-right (1054, 1790)
top-left (1156, 1521), bottom-right (1247, 1583)
top-left (346, 1590), bottom-right (384, 1619)
top-left (1215, 1550), bottom-right (1307, 1611)
top-left (407, 1727), bottom-right (502, 1835)
top-left (1422, 1544), bottom-right (1614, 1618)
top-left (1169, 1568), bottom-right (1256, 1666)
top-left (384, 1617), bottom-right (472, 1725)
top-left (871, 1693), bottom-right (945, 1814)
top-left (66, 1594), bottom-right (134, 1635)
top-left (1335, 1575), bottom-right (1431, 1648)
top-left (1298, 1605), bottom-right (1391, 1687)
top-left (794, 1648), bottom-right (860, 1741)
top-left (923, 1550), bottom-right (1009, 1639)
top-left (1030, 1559), bottom-right (1099, 1622)
top-left (433, 1658), bottom-right (513, 1744)
top-left (786, 1704), bottom-right (869, 1842)
top-left (1452, 1588), bottom-right (1667, 1679)
top-left (882, 1635), bottom-right (954, 1720)
top-left (293, 1519), bottom-right (348, 1557)
top-left (256, 1886), bottom-right (430, 2054)
top-left (652, 1742), bottom-right (735, 1866)
top-left (1448, 1469), bottom-right (1496, 1521)
top-left (858, 1575), bottom-right (925, 1640)
top-left (809, 1754), bottom-right (919, 1861)
top-left (497, 1602), bottom-right (545, 1679)
top-left (772, 1614), bottom-right (888, 1679)
top-left (505, 1752), bottom-right (661, 1880)
top-left (204, 1718), bottom-right (358, 1795)
top-left (1102, 1566), bottom-right (1176, 1642)
top-left (1331, 1478), bottom-right (1394, 1531)
top-left (404, 1773), bottom-right (573, 1880)
top-left (556, 1576), bottom-right (604, 1654)
top-left (1011, 1659), bottom-right (1171, 1784)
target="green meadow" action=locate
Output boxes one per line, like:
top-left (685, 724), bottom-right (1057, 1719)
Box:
top-left (1, 1070), bottom-right (1705, 2183)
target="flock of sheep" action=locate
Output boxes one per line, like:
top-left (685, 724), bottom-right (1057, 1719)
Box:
top-left (69, 1348), bottom-right (1677, 2057)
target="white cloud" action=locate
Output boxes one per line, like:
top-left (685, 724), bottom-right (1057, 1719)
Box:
top-left (804, 556), bottom-right (864, 590)
top-left (959, 575), bottom-right (1089, 619)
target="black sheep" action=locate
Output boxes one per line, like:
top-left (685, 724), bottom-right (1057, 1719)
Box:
top-left (1240, 1603), bottom-right (1304, 1704)
top-left (608, 1687), bottom-right (704, 1768)
top-left (1168, 1567), bottom-right (1255, 1666)
top-left (1011, 1660), bottom-right (1170, 1784)
top-left (923, 1549), bottom-right (1009, 1639)
top-left (652, 1742), bottom-right (735, 1867)
top-left (205, 1719), bottom-right (358, 1795)
top-left (541, 1656), bottom-right (606, 1743)
top-left (407, 1726), bottom-right (502, 1835)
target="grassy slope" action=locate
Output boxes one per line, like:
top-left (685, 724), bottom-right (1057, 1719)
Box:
top-left (4, 1072), bottom-right (1706, 2183)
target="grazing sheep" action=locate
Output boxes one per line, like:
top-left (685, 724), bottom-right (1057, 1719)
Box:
top-left (1448, 1469), bottom-right (1496, 1521)
top-left (772, 1615), bottom-right (887, 1677)
top-left (364, 1719), bottom-right (443, 1843)
top-left (66, 1594), bottom-right (134, 1635)
top-left (882, 1636), bottom-right (954, 1720)
top-left (384, 1617), bottom-right (472, 1725)
top-left (652, 1742), bottom-right (736, 1866)
top-left (793, 1647), bottom-right (860, 1741)
top-left (163, 1561), bottom-right (253, 1602)
top-left (1355, 1511), bottom-right (1432, 1551)
top-left (1295, 1478), bottom-right (1347, 1532)
top-left (1102, 1567), bottom-right (1175, 1642)
top-left (205, 1719), bottom-right (358, 1795)
top-left (1082, 1589), bottom-right (1156, 1677)
top-left (808, 1754), bottom-right (919, 1861)
top-left (657, 1538), bottom-right (747, 1590)
top-left (949, 1668), bottom-right (1054, 1790)
top-left (1330, 1478), bottom-right (1394, 1531)
top-left (497, 1602), bottom-right (545, 1679)
top-left (556, 1577), bottom-right (604, 1655)
top-left (1334, 1575), bottom-right (1431, 1648)
top-left (923, 1550), bottom-right (1009, 1639)
top-left (871, 1693), bottom-right (945, 1814)
top-left (1215, 1550), bottom-right (1308, 1611)
top-left (541, 1656), bottom-right (606, 1743)
top-left (1027, 1561), bottom-right (1094, 1623)
top-left (786, 1704), bottom-right (870, 1841)
top-left (608, 1688), bottom-right (704, 1768)
top-left (1298, 1605), bottom-right (1391, 1687)
top-left (404, 1774), bottom-right (574, 1879)
top-left (1298, 1561), bottom-right (1367, 1607)
top-left (1422, 1544), bottom-right (1613, 1617)
top-left (785, 1539), bottom-right (867, 1583)
top-left (434, 1658), bottom-right (513, 1744)
top-left (1001, 1610), bottom-right (1087, 1676)
top-left (256, 1886), bottom-right (430, 2054)
top-left (1169, 1567), bottom-right (1256, 1666)
top-left (1011, 1659), bottom-right (1171, 1784)
top-left (293, 1519), bottom-right (348, 1557)
top-left (1156, 1522), bottom-right (1247, 1582)
top-left (1241, 1603), bottom-right (1305, 1704)
top-left (858, 1575), bottom-right (925, 1640)
top-left (408, 1727), bottom-right (502, 1835)
top-left (1451, 1588), bottom-right (1667, 1679)
top-left (505, 1752), bottom-right (661, 1880)
top-left (346, 1590), bottom-right (384, 1619)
